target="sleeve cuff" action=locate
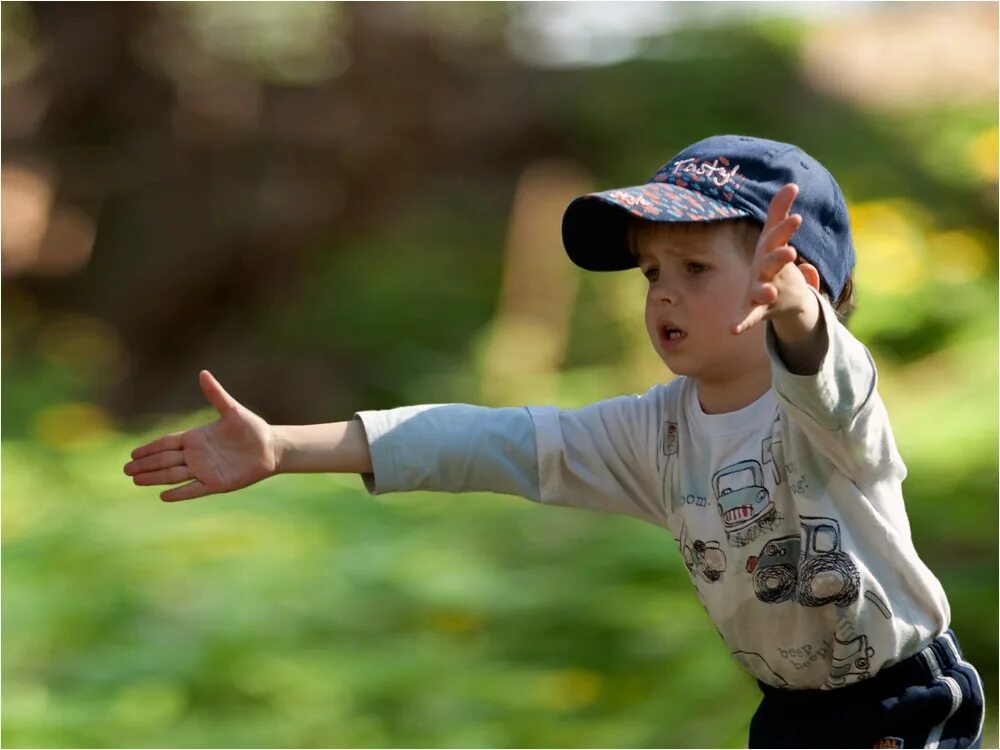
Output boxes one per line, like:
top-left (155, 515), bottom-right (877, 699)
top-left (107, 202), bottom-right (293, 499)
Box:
top-left (765, 288), bottom-right (875, 429)
top-left (525, 405), bottom-right (562, 503)
top-left (352, 411), bottom-right (400, 495)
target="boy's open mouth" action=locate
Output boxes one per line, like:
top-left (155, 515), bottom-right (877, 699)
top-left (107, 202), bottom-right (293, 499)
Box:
top-left (660, 325), bottom-right (687, 345)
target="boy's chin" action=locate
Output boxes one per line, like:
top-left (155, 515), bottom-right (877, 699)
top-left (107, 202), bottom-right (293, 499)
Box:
top-left (657, 355), bottom-right (692, 377)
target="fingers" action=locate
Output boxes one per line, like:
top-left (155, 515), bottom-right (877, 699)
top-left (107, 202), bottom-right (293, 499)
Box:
top-left (130, 464), bottom-right (194, 487)
top-left (757, 245), bottom-right (797, 282)
top-left (764, 183), bottom-right (799, 229)
top-left (737, 244), bottom-right (796, 335)
top-left (733, 304), bottom-right (769, 335)
top-left (760, 214), bottom-right (802, 252)
top-left (200, 370), bottom-right (238, 416)
top-left (748, 281), bottom-right (779, 307)
top-left (128, 435), bottom-right (187, 494)
top-left (124, 448), bottom-right (184, 476)
top-left (738, 185), bottom-right (803, 339)
top-left (161, 480), bottom-right (211, 503)
top-left (124, 442), bottom-right (206, 501)
top-left (131, 431), bottom-right (185, 459)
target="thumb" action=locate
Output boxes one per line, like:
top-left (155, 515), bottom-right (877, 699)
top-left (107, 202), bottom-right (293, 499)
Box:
top-left (199, 370), bottom-right (240, 416)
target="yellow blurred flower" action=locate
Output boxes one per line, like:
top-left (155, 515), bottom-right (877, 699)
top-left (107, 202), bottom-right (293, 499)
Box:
top-left (32, 402), bottom-right (116, 449)
top-left (850, 200), bottom-right (928, 295)
top-left (926, 230), bottom-right (990, 284)
top-left (966, 126), bottom-right (998, 182)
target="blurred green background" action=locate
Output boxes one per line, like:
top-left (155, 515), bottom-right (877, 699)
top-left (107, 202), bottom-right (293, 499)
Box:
top-left (3, 2), bottom-right (997, 747)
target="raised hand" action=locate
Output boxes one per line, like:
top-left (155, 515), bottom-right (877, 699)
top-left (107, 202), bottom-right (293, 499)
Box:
top-left (123, 370), bottom-right (278, 502)
top-left (732, 183), bottom-right (807, 335)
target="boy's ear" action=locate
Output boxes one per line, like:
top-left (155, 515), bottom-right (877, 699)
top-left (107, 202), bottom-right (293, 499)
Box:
top-left (797, 262), bottom-right (821, 292)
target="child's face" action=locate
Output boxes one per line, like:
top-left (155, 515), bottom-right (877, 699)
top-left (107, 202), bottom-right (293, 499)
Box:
top-left (634, 221), bottom-right (769, 383)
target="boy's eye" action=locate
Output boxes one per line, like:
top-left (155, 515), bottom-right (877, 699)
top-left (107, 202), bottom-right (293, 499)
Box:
top-left (643, 267), bottom-right (658, 281)
top-left (686, 262), bottom-right (708, 274)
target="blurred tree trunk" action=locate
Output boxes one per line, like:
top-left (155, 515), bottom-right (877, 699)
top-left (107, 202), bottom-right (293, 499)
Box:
top-left (5, 3), bottom-right (565, 424)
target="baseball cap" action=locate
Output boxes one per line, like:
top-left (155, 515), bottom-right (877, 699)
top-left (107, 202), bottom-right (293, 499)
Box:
top-left (561, 135), bottom-right (855, 299)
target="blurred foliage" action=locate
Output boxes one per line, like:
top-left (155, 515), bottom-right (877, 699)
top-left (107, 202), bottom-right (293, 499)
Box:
top-left (3, 3), bottom-right (997, 748)
top-left (181, 3), bottom-right (347, 84)
top-left (4, 438), bottom-right (758, 747)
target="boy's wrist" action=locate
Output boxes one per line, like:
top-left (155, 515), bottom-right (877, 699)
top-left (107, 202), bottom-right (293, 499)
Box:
top-left (272, 425), bottom-right (290, 474)
top-left (270, 420), bottom-right (373, 475)
top-left (770, 288), bottom-right (827, 375)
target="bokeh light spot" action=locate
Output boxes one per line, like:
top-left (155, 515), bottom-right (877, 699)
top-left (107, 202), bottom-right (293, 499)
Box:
top-left (36, 313), bottom-right (127, 382)
top-left (850, 201), bottom-right (927, 296)
top-left (966, 126), bottom-right (999, 182)
top-left (927, 230), bottom-right (990, 284)
top-left (32, 402), bottom-right (116, 449)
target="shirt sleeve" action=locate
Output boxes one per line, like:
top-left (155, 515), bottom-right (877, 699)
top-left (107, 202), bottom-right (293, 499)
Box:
top-left (353, 388), bottom-right (668, 528)
top-left (353, 404), bottom-right (540, 499)
top-left (765, 289), bottom-right (906, 483)
top-left (526, 387), bottom-right (668, 528)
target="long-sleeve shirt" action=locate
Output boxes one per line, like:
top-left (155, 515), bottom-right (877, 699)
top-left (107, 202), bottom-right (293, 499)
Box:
top-left (353, 292), bottom-right (950, 690)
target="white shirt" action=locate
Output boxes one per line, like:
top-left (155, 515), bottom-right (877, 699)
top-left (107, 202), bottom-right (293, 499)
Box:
top-left (355, 293), bottom-right (950, 689)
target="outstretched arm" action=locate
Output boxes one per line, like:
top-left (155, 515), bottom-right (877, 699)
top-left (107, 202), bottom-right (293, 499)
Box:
top-left (126, 373), bottom-right (668, 527)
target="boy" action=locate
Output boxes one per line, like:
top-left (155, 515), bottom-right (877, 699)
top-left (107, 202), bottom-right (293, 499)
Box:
top-left (124, 135), bottom-right (984, 748)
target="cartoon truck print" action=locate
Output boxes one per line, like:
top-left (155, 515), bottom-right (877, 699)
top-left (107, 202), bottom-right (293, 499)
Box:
top-left (825, 633), bottom-right (874, 687)
top-left (745, 516), bottom-right (860, 607)
top-left (713, 460), bottom-right (774, 532)
top-left (745, 534), bottom-right (800, 603)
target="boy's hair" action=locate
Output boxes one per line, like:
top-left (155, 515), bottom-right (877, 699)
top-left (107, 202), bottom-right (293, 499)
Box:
top-left (625, 217), bottom-right (855, 323)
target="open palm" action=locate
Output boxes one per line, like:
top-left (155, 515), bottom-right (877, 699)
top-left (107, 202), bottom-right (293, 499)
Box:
top-left (123, 370), bottom-right (277, 502)
top-left (732, 183), bottom-right (804, 335)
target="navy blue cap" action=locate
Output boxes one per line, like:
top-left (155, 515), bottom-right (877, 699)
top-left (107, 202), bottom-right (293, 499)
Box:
top-left (561, 135), bottom-right (856, 299)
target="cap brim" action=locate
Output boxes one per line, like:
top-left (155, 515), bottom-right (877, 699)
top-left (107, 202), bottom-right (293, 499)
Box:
top-left (561, 182), bottom-right (750, 271)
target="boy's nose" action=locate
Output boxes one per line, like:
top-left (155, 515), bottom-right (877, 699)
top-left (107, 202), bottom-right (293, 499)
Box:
top-left (650, 278), bottom-right (677, 304)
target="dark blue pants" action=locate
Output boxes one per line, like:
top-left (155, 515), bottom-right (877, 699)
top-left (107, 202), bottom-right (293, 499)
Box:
top-left (749, 629), bottom-right (985, 748)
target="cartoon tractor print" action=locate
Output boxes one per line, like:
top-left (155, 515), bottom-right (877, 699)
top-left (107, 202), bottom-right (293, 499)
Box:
top-left (745, 516), bottom-right (859, 607)
top-left (825, 633), bottom-right (875, 688)
top-left (713, 460), bottom-right (774, 534)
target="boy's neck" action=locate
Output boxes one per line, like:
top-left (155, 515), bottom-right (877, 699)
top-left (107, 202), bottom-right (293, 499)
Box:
top-left (693, 364), bottom-right (773, 415)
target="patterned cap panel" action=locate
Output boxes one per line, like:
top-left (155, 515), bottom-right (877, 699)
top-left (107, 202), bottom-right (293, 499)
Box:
top-left (586, 182), bottom-right (750, 223)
